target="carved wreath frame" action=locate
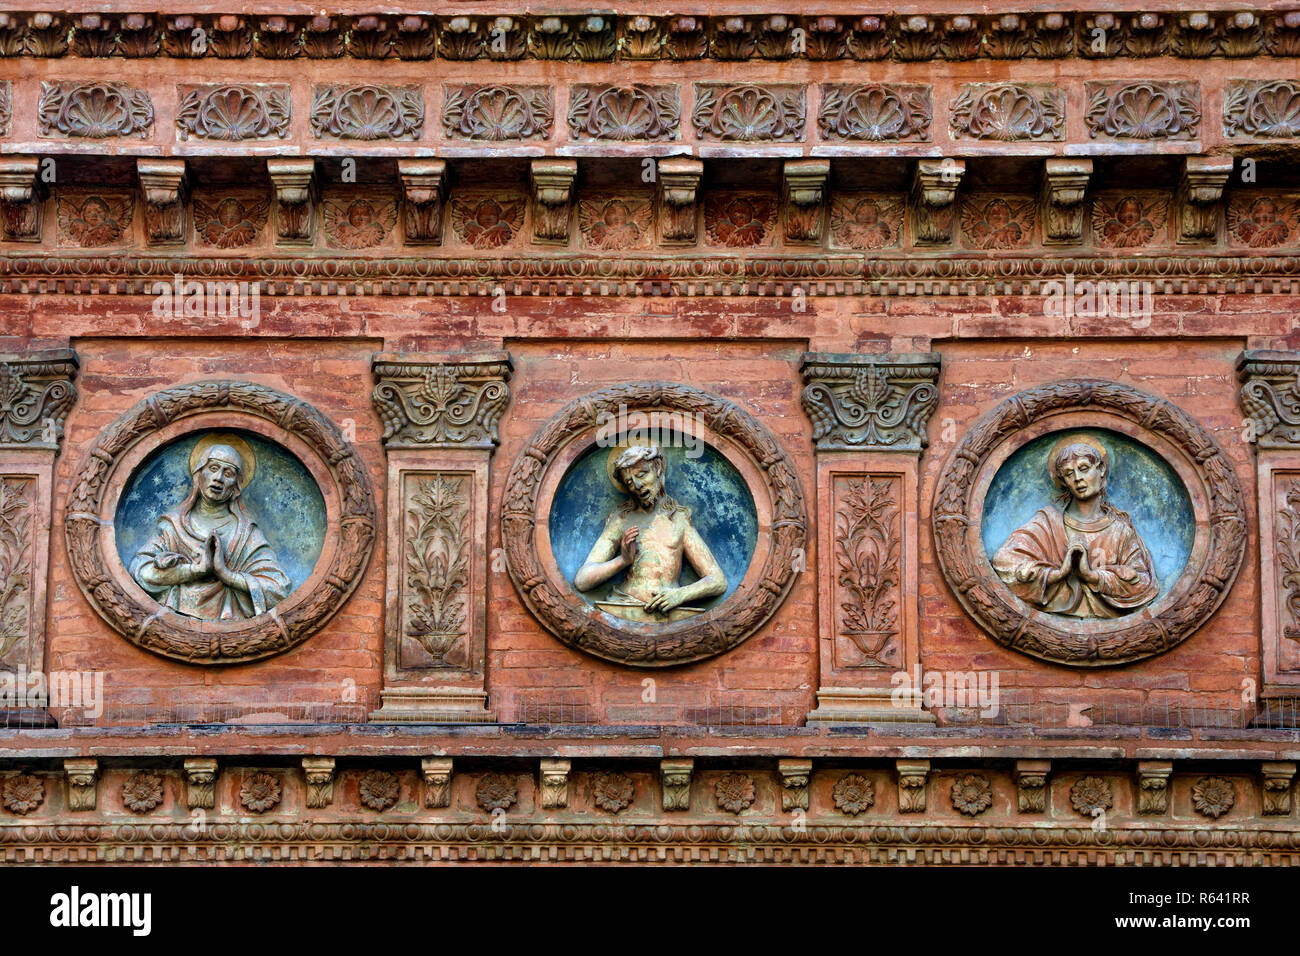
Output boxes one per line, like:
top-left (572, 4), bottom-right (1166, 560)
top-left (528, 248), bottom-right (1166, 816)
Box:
top-left (65, 381), bottom-right (377, 664)
top-left (932, 379), bottom-right (1246, 667)
top-left (501, 383), bottom-right (807, 667)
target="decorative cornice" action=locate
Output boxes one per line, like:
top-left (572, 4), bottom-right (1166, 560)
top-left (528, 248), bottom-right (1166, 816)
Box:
top-left (1239, 350), bottom-right (1300, 448)
top-left (372, 351), bottom-right (513, 449)
top-left (1, 11), bottom-right (1298, 63)
top-left (0, 348), bottom-right (78, 451)
top-left (800, 352), bottom-right (941, 453)
top-left (2, 251), bottom-right (1300, 299)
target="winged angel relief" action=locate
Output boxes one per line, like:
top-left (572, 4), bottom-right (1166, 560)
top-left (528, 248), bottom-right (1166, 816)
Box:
top-left (194, 195), bottom-right (270, 249)
top-left (57, 193), bottom-right (133, 247)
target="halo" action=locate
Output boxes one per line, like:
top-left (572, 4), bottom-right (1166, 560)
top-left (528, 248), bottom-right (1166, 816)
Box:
top-left (1046, 432), bottom-right (1108, 485)
top-left (605, 442), bottom-right (659, 494)
top-left (189, 433), bottom-right (256, 489)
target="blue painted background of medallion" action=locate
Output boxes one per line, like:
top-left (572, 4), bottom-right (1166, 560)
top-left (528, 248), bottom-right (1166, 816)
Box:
top-left (114, 430), bottom-right (327, 594)
top-left (549, 437), bottom-right (758, 608)
top-left (980, 428), bottom-right (1194, 601)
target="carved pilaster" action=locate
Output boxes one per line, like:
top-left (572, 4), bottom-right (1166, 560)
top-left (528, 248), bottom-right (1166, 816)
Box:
top-left (371, 352), bottom-right (512, 723)
top-left (660, 758), bottom-right (693, 811)
top-left (422, 757), bottom-right (453, 808)
top-left (530, 159), bottom-right (577, 245)
top-left (897, 759), bottom-right (929, 813)
top-left (267, 157), bottom-right (317, 246)
top-left (1262, 761), bottom-right (1295, 815)
top-left (1177, 155), bottom-right (1232, 243)
top-left (0, 350), bottom-right (77, 727)
top-left (782, 159), bottom-right (828, 244)
top-left (802, 353), bottom-right (939, 726)
top-left (302, 757), bottom-right (336, 809)
top-left (539, 758), bottom-right (571, 809)
top-left (778, 758), bottom-right (812, 811)
top-left (1239, 351), bottom-right (1300, 697)
top-left (398, 159), bottom-right (448, 245)
top-left (1137, 760), bottom-right (1173, 815)
top-left (184, 758), bottom-right (217, 810)
top-left (910, 158), bottom-right (963, 246)
top-left (1016, 760), bottom-right (1049, 813)
top-left (1040, 158), bottom-right (1092, 245)
top-left (657, 157), bottom-right (703, 245)
top-left (137, 158), bottom-right (187, 246)
top-left (0, 157), bottom-right (47, 243)
top-left (64, 758), bottom-right (98, 812)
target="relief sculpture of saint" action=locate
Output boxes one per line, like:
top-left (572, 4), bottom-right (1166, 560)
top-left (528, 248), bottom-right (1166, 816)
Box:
top-left (991, 436), bottom-right (1158, 619)
top-left (574, 445), bottom-right (727, 623)
top-left (129, 436), bottom-right (291, 621)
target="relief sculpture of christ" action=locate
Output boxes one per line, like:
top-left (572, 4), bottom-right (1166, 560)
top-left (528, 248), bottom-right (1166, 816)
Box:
top-left (574, 445), bottom-right (727, 624)
top-left (991, 436), bottom-right (1158, 619)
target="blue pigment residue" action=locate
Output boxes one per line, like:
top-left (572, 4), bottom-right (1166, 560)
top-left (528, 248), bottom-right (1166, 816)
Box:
top-left (114, 429), bottom-right (327, 596)
top-left (549, 437), bottom-right (758, 609)
top-left (980, 428), bottom-right (1194, 601)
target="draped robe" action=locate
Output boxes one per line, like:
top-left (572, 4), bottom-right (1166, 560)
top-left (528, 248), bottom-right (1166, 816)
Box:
top-left (130, 506), bottom-right (290, 621)
top-left (991, 504), bottom-right (1158, 619)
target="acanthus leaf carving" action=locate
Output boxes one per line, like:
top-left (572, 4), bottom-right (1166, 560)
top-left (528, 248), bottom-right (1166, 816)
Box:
top-left (800, 353), bottom-right (941, 452)
top-left (372, 354), bottom-right (513, 449)
top-left (38, 82), bottom-right (154, 139)
top-left (137, 158), bottom-right (187, 247)
top-left (442, 85), bottom-right (553, 141)
top-left (398, 160), bottom-right (447, 245)
top-left (176, 84), bottom-right (291, 141)
top-left (692, 83), bottom-right (805, 142)
top-left (1040, 158), bottom-right (1092, 245)
top-left (833, 475), bottom-right (901, 667)
top-left (401, 473), bottom-right (471, 667)
top-left (818, 83), bottom-right (930, 142)
top-left (950, 83), bottom-right (1064, 142)
top-left (0, 157), bottom-right (48, 244)
top-left (568, 84), bottom-right (680, 141)
top-left (1085, 81), bottom-right (1201, 140)
top-left (1224, 80), bottom-right (1300, 138)
top-left (311, 84), bottom-right (424, 141)
top-left (0, 477), bottom-right (33, 668)
top-left (1237, 350), bottom-right (1300, 448)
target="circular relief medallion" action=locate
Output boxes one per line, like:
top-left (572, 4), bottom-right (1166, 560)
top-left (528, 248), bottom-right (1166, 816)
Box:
top-left (932, 379), bottom-right (1246, 666)
top-left (66, 381), bottom-right (377, 664)
top-left (501, 383), bottom-right (807, 667)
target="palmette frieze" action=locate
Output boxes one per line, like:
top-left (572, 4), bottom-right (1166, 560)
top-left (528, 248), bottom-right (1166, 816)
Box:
top-left (1, 11), bottom-right (1299, 62)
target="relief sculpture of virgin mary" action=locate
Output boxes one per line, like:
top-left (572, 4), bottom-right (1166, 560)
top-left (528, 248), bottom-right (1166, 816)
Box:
top-left (991, 436), bottom-right (1158, 619)
top-left (129, 434), bottom-right (291, 621)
